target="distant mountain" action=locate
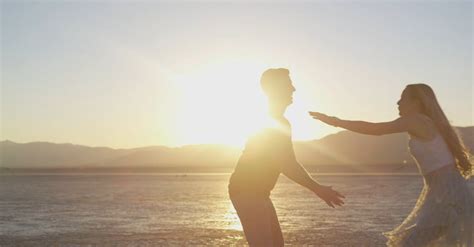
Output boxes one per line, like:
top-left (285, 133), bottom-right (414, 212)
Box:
top-left (1, 127), bottom-right (472, 171)
top-left (293, 131), bottom-right (412, 166)
top-left (0, 141), bottom-right (242, 169)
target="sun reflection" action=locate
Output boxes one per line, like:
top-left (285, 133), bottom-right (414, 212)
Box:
top-left (224, 201), bottom-right (242, 231)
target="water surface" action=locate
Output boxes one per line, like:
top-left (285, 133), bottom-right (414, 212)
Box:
top-left (1, 174), bottom-right (473, 246)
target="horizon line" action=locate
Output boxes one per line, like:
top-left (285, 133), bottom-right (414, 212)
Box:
top-left (1, 125), bottom-right (472, 150)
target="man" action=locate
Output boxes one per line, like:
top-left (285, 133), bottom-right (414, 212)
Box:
top-left (228, 68), bottom-right (345, 246)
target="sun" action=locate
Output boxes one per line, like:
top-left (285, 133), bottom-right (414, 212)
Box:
top-left (171, 61), bottom-right (271, 147)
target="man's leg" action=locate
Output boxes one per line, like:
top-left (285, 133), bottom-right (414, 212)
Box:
top-left (267, 198), bottom-right (284, 246)
top-left (230, 194), bottom-right (284, 247)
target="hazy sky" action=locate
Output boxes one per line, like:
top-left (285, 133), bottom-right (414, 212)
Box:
top-left (1, 1), bottom-right (472, 148)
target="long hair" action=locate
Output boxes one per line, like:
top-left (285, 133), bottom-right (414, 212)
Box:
top-left (406, 84), bottom-right (472, 178)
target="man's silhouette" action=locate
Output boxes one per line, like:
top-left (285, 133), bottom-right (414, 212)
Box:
top-left (228, 68), bottom-right (344, 246)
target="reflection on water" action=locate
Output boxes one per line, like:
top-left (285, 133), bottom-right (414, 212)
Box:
top-left (224, 202), bottom-right (242, 231)
top-left (0, 174), bottom-right (473, 246)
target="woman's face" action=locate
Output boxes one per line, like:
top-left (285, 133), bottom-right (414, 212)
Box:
top-left (397, 88), bottom-right (420, 117)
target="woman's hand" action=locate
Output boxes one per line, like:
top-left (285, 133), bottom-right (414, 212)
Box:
top-left (313, 184), bottom-right (345, 208)
top-left (309, 111), bottom-right (340, 127)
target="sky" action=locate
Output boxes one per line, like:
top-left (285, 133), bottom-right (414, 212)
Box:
top-left (1, 1), bottom-right (472, 148)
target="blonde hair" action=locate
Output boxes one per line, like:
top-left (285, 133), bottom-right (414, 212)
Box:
top-left (406, 84), bottom-right (472, 178)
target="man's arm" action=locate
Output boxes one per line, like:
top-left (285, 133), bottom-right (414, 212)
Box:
top-left (279, 135), bottom-right (344, 207)
top-left (281, 155), bottom-right (320, 191)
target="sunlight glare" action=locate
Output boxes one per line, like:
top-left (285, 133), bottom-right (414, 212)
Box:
top-left (171, 61), bottom-right (270, 147)
top-left (224, 202), bottom-right (242, 231)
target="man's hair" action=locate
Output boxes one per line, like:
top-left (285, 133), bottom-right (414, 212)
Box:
top-left (260, 68), bottom-right (290, 94)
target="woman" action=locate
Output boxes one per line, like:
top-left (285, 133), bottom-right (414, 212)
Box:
top-left (309, 83), bottom-right (473, 247)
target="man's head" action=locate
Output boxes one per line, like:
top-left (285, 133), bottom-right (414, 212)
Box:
top-left (260, 68), bottom-right (295, 107)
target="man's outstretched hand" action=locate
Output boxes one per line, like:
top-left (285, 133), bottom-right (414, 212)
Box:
top-left (313, 184), bottom-right (345, 208)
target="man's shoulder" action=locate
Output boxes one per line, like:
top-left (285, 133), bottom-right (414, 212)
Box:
top-left (263, 116), bottom-right (291, 131)
top-left (246, 126), bottom-right (291, 146)
top-left (257, 124), bottom-right (290, 138)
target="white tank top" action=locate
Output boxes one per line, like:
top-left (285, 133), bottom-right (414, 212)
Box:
top-left (408, 133), bottom-right (455, 175)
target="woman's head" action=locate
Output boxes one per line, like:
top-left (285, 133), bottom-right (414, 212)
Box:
top-left (398, 84), bottom-right (437, 117)
top-left (400, 83), bottom-right (472, 178)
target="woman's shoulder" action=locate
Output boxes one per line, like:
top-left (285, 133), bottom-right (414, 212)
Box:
top-left (399, 113), bottom-right (434, 126)
top-left (405, 113), bottom-right (437, 140)
top-left (414, 113), bottom-right (433, 122)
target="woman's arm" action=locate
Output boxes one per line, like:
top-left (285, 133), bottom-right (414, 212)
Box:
top-left (309, 111), bottom-right (413, 136)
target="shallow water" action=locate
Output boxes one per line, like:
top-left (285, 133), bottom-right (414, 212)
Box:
top-left (1, 174), bottom-right (473, 246)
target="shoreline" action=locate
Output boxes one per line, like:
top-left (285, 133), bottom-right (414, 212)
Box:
top-left (0, 172), bottom-right (421, 176)
top-left (0, 164), bottom-right (420, 175)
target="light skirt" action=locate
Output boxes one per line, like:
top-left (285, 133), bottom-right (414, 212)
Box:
top-left (384, 166), bottom-right (474, 247)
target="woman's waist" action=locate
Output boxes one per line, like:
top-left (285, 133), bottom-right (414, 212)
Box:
top-left (423, 163), bottom-right (461, 181)
top-left (411, 150), bottom-right (455, 173)
top-left (416, 159), bottom-right (456, 175)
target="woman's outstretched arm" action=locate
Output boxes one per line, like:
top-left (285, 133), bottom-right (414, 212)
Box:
top-left (309, 111), bottom-right (413, 136)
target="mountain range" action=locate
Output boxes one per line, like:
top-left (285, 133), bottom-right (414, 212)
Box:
top-left (1, 127), bottom-right (472, 173)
